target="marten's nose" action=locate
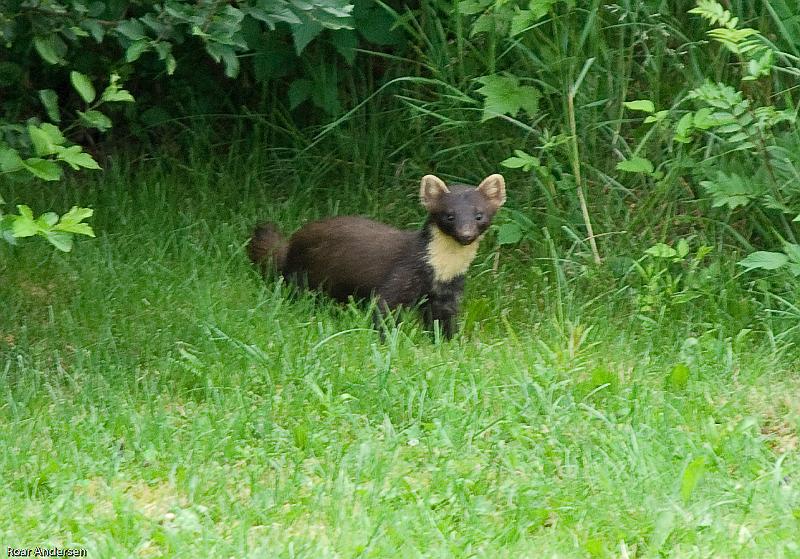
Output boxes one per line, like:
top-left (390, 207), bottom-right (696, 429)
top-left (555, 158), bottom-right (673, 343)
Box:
top-left (455, 228), bottom-right (478, 245)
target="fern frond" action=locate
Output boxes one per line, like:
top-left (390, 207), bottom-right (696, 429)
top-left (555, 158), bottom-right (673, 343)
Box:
top-left (689, 0), bottom-right (737, 30)
top-left (707, 27), bottom-right (762, 54)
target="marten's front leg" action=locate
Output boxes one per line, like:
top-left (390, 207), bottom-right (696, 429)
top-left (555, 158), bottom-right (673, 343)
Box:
top-left (372, 273), bottom-right (422, 338)
top-left (424, 278), bottom-right (465, 339)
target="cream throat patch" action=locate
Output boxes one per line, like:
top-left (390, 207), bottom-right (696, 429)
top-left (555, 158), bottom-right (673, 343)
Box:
top-left (426, 226), bottom-right (481, 283)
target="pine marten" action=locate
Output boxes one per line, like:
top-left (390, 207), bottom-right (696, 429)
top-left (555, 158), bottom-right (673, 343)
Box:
top-left (248, 174), bottom-right (506, 338)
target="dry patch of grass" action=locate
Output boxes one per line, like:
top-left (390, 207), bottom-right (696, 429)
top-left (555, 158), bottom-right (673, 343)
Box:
top-left (751, 377), bottom-right (800, 455)
top-left (77, 477), bottom-right (186, 521)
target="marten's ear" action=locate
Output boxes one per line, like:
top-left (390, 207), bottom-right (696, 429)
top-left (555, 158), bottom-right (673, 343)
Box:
top-left (420, 175), bottom-right (450, 210)
top-left (476, 174), bottom-right (506, 208)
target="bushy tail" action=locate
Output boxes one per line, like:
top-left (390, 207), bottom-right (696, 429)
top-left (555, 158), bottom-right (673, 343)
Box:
top-left (248, 223), bottom-right (288, 274)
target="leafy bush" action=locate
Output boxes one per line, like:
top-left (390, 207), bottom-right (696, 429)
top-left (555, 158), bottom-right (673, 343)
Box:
top-left (1, 0), bottom-right (406, 250)
top-left (0, 203), bottom-right (94, 252)
top-left (619, 1), bottom-right (800, 274)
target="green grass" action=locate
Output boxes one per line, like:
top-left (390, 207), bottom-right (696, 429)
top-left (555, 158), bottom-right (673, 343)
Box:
top-left (3, 0), bottom-right (800, 556)
top-left (1, 146), bottom-right (799, 558)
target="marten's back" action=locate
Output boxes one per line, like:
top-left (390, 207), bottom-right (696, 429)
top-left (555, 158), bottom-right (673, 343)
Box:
top-left (283, 216), bottom-right (419, 302)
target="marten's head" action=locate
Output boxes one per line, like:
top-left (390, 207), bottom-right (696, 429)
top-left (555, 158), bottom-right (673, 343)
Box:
top-left (420, 174), bottom-right (506, 246)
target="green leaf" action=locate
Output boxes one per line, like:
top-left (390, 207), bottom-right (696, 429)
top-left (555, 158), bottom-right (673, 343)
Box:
top-left (500, 157), bottom-right (530, 169)
top-left (34, 35), bottom-right (67, 65)
top-left (695, 245), bottom-right (713, 261)
top-left (28, 125), bottom-right (57, 156)
top-left (497, 222), bottom-right (523, 245)
top-left (727, 131), bottom-right (750, 144)
top-left (45, 230), bottom-right (75, 252)
top-left (69, 27), bottom-right (88, 37)
top-left (692, 108), bottom-right (716, 129)
top-left (116, 19), bottom-right (147, 41)
top-left (53, 206), bottom-right (95, 238)
top-left (509, 10), bottom-right (535, 37)
top-left (738, 251), bottom-right (788, 272)
top-left (165, 53), bottom-right (177, 75)
top-left (125, 40), bottom-right (151, 63)
top-left (251, 36), bottom-right (294, 82)
top-left (153, 42), bottom-right (176, 75)
top-left (78, 110), bottom-right (113, 131)
top-left (782, 242), bottom-right (800, 264)
top-left (219, 48), bottom-right (241, 79)
top-left (205, 5), bottom-right (247, 49)
top-left (39, 89), bottom-right (61, 122)
top-left (501, 150), bottom-right (540, 172)
top-left (643, 110), bottom-right (669, 124)
top-left (37, 212), bottom-right (59, 227)
top-left (623, 99), bottom-right (655, 113)
top-left (54, 222), bottom-right (94, 237)
top-left (470, 12), bottom-right (499, 36)
top-left (353, 2), bottom-right (402, 45)
top-left (0, 148), bottom-right (24, 172)
top-left (783, 244), bottom-right (800, 277)
top-left (205, 43), bottom-right (240, 78)
top-left (700, 172), bottom-right (756, 210)
top-left (56, 146), bottom-right (101, 170)
top-left (331, 29), bottom-right (357, 64)
top-left (101, 85), bottom-right (135, 103)
top-left (28, 124), bottom-right (64, 158)
top-left (745, 49), bottom-right (774, 80)
top-left (458, 0), bottom-right (493, 15)
top-left (16, 205), bottom-right (33, 220)
top-left (60, 206), bottom-right (94, 226)
top-left (288, 79), bottom-right (312, 110)
top-left (616, 157), bottom-right (654, 174)
top-left (716, 123), bottom-right (742, 134)
top-left (40, 123), bottom-right (66, 146)
top-left (763, 195), bottom-right (792, 214)
top-left (667, 363), bottom-right (690, 390)
top-left (646, 243), bottom-right (677, 259)
top-left (475, 74), bottom-right (540, 122)
top-left (291, 18), bottom-right (324, 54)
top-left (12, 217), bottom-right (39, 238)
top-left (680, 457), bottom-right (706, 502)
top-left (22, 158), bottom-right (63, 181)
top-left (244, 4), bottom-right (299, 29)
top-left (11, 206), bottom-right (39, 237)
top-left (676, 238), bottom-right (690, 259)
top-left (102, 89), bottom-right (135, 103)
top-left (82, 19), bottom-right (105, 42)
top-left (309, 67), bottom-right (341, 115)
top-left (70, 71), bottom-right (96, 103)
top-left (673, 113), bottom-right (693, 143)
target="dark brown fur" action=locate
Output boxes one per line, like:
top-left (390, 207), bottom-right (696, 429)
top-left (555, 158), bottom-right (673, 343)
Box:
top-left (248, 223), bottom-right (288, 275)
top-left (248, 174), bottom-right (506, 338)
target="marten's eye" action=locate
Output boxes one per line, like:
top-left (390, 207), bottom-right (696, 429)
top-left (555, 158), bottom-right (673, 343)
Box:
top-left (475, 212), bottom-right (484, 221)
top-left (446, 213), bottom-right (455, 222)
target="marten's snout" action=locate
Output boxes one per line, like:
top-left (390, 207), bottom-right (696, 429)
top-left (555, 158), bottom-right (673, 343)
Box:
top-left (454, 228), bottom-right (479, 245)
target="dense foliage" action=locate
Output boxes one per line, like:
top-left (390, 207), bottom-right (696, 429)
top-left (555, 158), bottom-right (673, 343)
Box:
top-left (1, 0), bottom-right (397, 247)
top-left (2, 0), bottom-right (800, 277)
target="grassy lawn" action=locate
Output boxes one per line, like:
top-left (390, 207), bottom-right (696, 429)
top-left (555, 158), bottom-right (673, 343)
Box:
top-left (2, 151), bottom-right (799, 558)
